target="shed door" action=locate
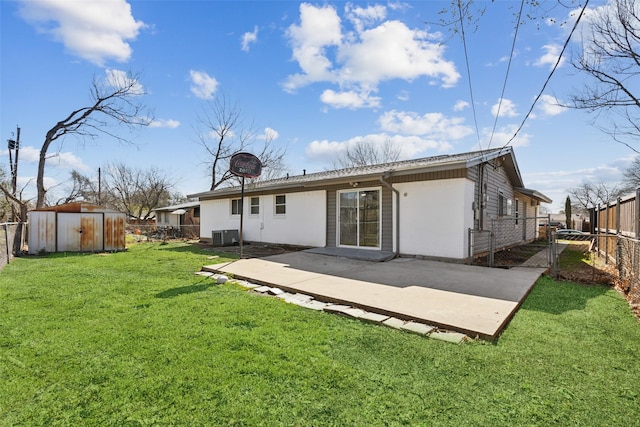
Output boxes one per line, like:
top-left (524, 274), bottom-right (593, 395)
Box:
top-left (57, 213), bottom-right (104, 252)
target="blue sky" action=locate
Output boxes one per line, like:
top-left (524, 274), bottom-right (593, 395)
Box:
top-left (0, 0), bottom-right (634, 212)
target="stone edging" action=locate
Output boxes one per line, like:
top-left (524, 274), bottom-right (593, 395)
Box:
top-left (195, 271), bottom-right (469, 344)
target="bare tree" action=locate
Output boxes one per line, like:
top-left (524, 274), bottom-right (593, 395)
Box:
top-left (103, 163), bottom-right (174, 220)
top-left (568, 181), bottom-right (628, 210)
top-left (196, 93), bottom-right (287, 190)
top-left (333, 138), bottom-right (402, 169)
top-left (32, 71), bottom-right (151, 208)
top-left (622, 156), bottom-right (640, 190)
top-left (56, 170), bottom-right (101, 206)
top-left (568, 0), bottom-right (640, 151)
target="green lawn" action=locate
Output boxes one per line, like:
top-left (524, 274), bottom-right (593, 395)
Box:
top-left (1, 242), bottom-right (639, 426)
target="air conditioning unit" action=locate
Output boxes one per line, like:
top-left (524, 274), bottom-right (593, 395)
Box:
top-left (211, 229), bottom-right (239, 246)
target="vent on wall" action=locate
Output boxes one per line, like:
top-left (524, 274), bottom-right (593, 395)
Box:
top-left (212, 229), bottom-right (239, 246)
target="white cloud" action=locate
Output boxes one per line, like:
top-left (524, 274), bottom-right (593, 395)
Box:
top-left (534, 44), bottom-right (564, 69)
top-left (320, 89), bottom-right (381, 109)
top-left (523, 156), bottom-right (632, 212)
top-left (16, 145), bottom-right (89, 172)
top-left (149, 118), bottom-right (180, 129)
top-left (105, 69), bottom-right (144, 94)
top-left (453, 100), bottom-right (469, 111)
top-left (284, 3), bottom-right (342, 91)
top-left (305, 133), bottom-right (452, 165)
top-left (345, 4), bottom-right (387, 32)
top-left (537, 94), bottom-right (566, 116)
top-left (18, 0), bottom-right (145, 66)
top-left (189, 70), bottom-right (218, 100)
top-left (241, 26), bottom-right (258, 52)
top-left (284, 3), bottom-right (459, 105)
top-left (491, 98), bottom-right (518, 118)
top-left (397, 90), bottom-right (410, 101)
top-left (14, 146), bottom-right (41, 164)
top-left (49, 151), bottom-right (90, 172)
top-left (259, 127), bottom-right (279, 141)
top-left (378, 110), bottom-right (473, 140)
top-left (479, 124), bottom-right (531, 149)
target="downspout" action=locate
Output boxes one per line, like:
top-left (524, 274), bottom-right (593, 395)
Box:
top-left (379, 172), bottom-right (400, 259)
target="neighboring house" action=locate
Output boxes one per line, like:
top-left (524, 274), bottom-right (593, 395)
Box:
top-left (188, 147), bottom-right (551, 262)
top-left (153, 201), bottom-right (200, 238)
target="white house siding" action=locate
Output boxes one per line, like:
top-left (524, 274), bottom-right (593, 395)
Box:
top-left (395, 178), bottom-right (474, 259)
top-left (200, 190), bottom-right (326, 247)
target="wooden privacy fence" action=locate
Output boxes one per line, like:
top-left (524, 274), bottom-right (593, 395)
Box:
top-left (591, 190), bottom-right (640, 305)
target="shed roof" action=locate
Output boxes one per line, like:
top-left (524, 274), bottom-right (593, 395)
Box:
top-left (29, 202), bottom-right (124, 214)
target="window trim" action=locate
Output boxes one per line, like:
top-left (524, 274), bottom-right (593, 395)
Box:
top-left (231, 198), bottom-right (241, 216)
top-left (274, 194), bottom-right (286, 216)
top-left (250, 197), bottom-right (260, 215)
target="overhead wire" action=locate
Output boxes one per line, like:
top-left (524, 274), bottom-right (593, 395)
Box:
top-left (500, 0), bottom-right (591, 150)
top-left (487, 0), bottom-right (525, 150)
top-left (456, 0), bottom-right (482, 150)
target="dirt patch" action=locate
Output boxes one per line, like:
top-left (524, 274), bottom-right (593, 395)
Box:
top-left (199, 242), bottom-right (309, 258)
top-left (471, 240), bottom-right (549, 267)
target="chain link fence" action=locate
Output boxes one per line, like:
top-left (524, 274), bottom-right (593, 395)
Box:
top-left (615, 236), bottom-right (640, 307)
top-left (126, 224), bottom-right (200, 242)
top-left (0, 222), bottom-right (27, 269)
top-left (469, 216), bottom-right (555, 271)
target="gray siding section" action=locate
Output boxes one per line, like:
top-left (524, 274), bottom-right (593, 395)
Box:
top-left (324, 182), bottom-right (393, 250)
top-left (381, 186), bottom-right (393, 252)
top-left (326, 189), bottom-right (336, 247)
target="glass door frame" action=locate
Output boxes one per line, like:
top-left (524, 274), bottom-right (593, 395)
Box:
top-left (336, 187), bottom-right (382, 249)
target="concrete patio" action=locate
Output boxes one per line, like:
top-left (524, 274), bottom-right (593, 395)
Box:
top-left (203, 250), bottom-right (549, 340)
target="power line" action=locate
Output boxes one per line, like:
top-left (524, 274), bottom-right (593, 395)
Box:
top-left (487, 0), bottom-right (525, 150)
top-left (500, 0), bottom-right (591, 150)
top-left (456, 0), bottom-right (481, 149)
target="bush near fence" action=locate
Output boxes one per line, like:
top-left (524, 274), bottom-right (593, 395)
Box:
top-left (126, 224), bottom-right (200, 241)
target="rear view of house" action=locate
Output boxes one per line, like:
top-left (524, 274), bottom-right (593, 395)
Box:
top-left (188, 147), bottom-right (551, 262)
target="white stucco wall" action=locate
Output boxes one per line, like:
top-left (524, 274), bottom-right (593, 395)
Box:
top-left (395, 178), bottom-right (475, 259)
top-left (200, 190), bottom-right (326, 247)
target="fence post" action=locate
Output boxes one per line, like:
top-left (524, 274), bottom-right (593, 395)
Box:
top-left (616, 197), bottom-right (621, 266)
top-left (489, 219), bottom-right (495, 267)
top-left (3, 223), bottom-right (9, 265)
top-left (467, 228), bottom-right (472, 264)
top-left (605, 203), bottom-right (609, 264)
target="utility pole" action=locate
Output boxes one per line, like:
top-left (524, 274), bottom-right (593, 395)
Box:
top-left (7, 126), bottom-right (20, 221)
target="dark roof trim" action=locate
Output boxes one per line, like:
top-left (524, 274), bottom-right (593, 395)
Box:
top-left (188, 147), bottom-right (525, 199)
top-left (514, 187), bottom-right (552, 204)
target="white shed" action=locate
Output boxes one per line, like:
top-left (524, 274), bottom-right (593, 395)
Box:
top-left (28, 202), bottom-right (127, 254)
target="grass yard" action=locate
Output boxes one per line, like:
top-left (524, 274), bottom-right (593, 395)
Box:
top-left (1, 242), bottom-right (640, 426)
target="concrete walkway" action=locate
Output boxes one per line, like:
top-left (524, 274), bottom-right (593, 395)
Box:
top-left (203, 251), bottom-right (547, 340)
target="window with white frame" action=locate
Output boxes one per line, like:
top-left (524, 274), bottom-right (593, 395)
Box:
top-left (250, 197), bottom-right (260, 215)
top-left (231, 198), bottom-right (241, 215)
top-left (275, 195), bottom-right (286, 215)
top-left (498, 192), bottom-right (512, 216)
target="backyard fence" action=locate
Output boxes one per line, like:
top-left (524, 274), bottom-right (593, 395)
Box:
top-left (591, 191), bottom-right (640, 306)
top-left (0, 222), bottom-right (27, 270)
top-left (126, 224), bottom-right (200, 241)
top-left (469, 215), bottom-right (556, 272)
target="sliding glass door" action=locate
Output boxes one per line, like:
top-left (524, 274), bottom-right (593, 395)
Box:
top-left (338, 189), bottom-right (380, 248)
